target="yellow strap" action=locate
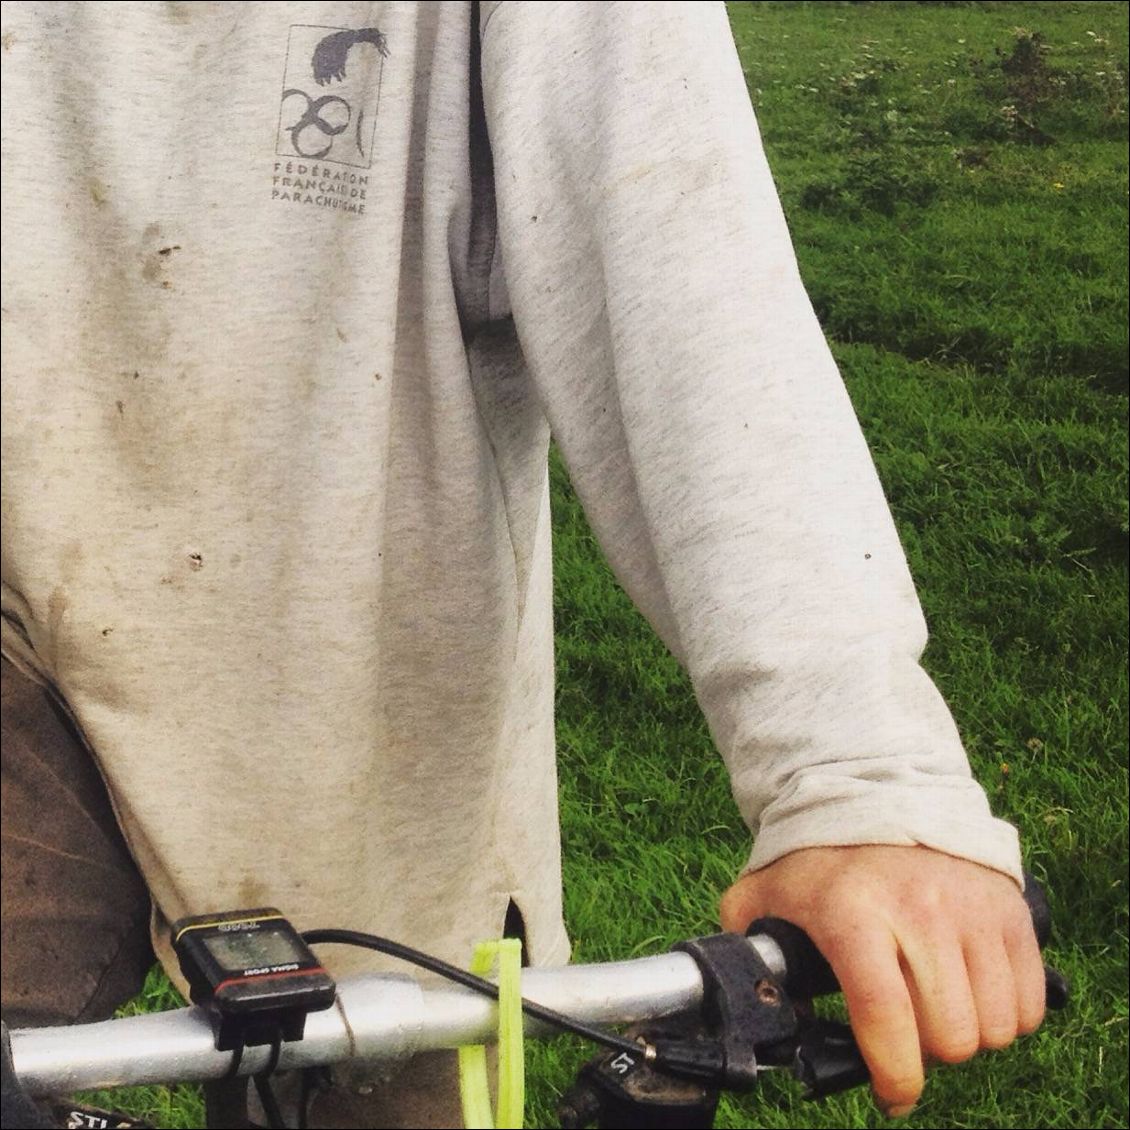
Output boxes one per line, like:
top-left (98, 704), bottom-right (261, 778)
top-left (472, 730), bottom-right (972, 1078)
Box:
top-left (457, 938), bottom-right (525, 1130)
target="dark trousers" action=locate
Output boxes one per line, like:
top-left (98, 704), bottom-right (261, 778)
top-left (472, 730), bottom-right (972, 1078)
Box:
top-left (1, 656), bottom-right (154, 1028)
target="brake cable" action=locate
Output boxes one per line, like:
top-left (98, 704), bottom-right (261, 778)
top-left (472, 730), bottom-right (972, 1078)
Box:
top-left (301, 928), bottom-right (651, 1060)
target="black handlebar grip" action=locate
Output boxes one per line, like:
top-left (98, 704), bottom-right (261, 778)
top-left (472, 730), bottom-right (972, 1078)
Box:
top-left (747, 870), bottom-right (1065, 1005)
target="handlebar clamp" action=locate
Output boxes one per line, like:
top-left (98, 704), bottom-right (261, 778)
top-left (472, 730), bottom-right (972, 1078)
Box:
top-left (670, 932), bottom-right (797, 1090)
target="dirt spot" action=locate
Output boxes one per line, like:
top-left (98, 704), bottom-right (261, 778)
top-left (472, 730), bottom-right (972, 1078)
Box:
top-left (101, 627), bottom-right (114, 637)
top-left (140, 227), bottom-right (180, 287)
top-left (187, 552), bottom-right (204, 571)
top-left (116, 400), bottom-right (124, 417)
top-left (373, 372), bottom-right (382, 381)
top-left (165, 3), bottom-right (197, 23)
top-left (89, 178), bottom-right (109, 207)
top-left (238, 876), bottom-right (268, 907)
top-left (2, 31), bottom-right (16, 52)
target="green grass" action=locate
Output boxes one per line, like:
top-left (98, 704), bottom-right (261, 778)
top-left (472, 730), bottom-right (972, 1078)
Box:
top-left (76, 3), bottom-right (1128, 1127)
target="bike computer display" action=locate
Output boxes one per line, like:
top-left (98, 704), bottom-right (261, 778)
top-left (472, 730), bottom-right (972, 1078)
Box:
top-left (171, 908), bottom-right (336, 1051)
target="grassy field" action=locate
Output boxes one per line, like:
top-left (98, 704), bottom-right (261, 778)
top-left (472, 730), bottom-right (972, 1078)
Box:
top-left (85, 3), bottom-right (1128, 1127)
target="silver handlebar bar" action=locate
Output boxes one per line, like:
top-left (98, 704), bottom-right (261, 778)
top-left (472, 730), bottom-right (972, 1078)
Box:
top-left (12, 936), bottom-right (788, 1097)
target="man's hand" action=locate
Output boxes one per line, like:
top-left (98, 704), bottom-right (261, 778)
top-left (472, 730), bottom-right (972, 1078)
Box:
top-left (719, 845), bottom-right (1046, 1118)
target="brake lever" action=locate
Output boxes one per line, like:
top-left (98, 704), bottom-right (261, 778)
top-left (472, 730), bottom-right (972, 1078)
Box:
top-left (791, 1017), bottom-right (870, 1098)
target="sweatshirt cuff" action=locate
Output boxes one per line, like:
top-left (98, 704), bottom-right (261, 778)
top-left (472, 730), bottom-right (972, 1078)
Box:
top-left (743, 777), bottom-right (1024, 889)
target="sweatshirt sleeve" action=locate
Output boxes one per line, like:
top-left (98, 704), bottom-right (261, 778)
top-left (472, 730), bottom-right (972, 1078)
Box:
top-left (478, 1), bottom-right (1022, 885)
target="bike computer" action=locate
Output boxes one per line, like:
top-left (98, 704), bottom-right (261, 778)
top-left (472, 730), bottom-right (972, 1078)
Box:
top-left (171, 908), bottom-right (336, 1051)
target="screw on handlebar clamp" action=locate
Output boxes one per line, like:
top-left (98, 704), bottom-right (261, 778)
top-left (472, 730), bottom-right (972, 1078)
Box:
top-left (669, 933), bottom-right (799, 1090)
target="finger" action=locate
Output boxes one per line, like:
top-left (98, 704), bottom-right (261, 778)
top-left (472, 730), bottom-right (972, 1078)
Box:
top-left (830, 928), bottom-right (925, 1117)
top-left (962, 935), bottom-right (1019, 1051)
top-left (899, 933), bottom-right (980, 1064)
top-left (1005, 911), bottom-right (1047, 1035)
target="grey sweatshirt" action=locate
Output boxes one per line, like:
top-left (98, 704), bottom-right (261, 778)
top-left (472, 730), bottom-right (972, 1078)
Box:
top-left (0, 0), bottom-right (1020, 980)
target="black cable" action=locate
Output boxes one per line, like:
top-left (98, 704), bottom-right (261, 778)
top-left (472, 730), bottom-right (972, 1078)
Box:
top-left (244, 1031), bottom-right (284, 1129)
top-left (254, 1071), bottom-right (286, 1130)
top-left (222, 1040), bottom-right (245, 1080)
top-left (259, 1033), bottom-right (283, 1079)
top-left (301, 928), bottom-right (644, 1058)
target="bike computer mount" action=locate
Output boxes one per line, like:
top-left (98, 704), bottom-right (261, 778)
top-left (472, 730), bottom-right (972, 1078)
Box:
top-left (170, 908), bottom-right (336, 1052)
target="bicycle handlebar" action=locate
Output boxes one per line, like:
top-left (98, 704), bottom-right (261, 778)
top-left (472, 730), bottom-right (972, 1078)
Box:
top-left (8, 879), bottom-right (1065, 1101)
top-left (9, 942), bottom-right (768, 1097)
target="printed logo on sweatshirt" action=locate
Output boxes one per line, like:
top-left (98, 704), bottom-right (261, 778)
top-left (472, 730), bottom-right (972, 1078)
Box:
top-left (271, 25), bottom-right (388, 215)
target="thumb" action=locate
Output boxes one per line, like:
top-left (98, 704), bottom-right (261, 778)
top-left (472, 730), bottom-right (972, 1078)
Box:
top-left (719, 869), bottom-right (766, 933)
